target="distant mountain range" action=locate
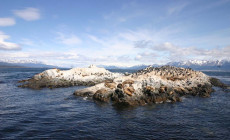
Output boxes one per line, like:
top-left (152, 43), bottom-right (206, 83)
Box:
top-left (0, 59), bottom-right (57, 68)
top-left (1, 59), bottom-right (229, 70)
top-left (167, 60), bottom-right (230, 71)
top-left (100, 60), bottom-right (230, 71)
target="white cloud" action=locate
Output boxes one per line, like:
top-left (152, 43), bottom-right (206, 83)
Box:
top-left (0, 18), bottom-right (15, 26)
top-left (13, 8), bottom-right (40, 21)
top-left (57, 33), bottom-right (82, 45)
top-left (0, 31), bottom-right (21, 51)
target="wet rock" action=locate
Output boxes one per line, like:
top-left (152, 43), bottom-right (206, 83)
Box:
top-left (169, 93), bottom-right (181, 102)
top-left (160, 92), bottom-right (169, 102)
top-left (93, 88), bottom-right (112, 102)
top-left (76, 91), bottom-right (94, 97)
top-left (114, 88), bottom-right (124, 98)
top-left (209, 77), bottom-right (228, 89)
top-left (198, 84), bottom-right (213, 98)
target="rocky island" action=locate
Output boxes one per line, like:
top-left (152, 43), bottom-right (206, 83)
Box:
top-left (18, 64), bottom-right (228, 106)
top-left (74, 65), bottom-right (228, 106)
top-left (18, 65), bottom-right (122, 89)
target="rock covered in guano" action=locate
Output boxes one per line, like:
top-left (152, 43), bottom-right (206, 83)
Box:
top-left (18, 65), bottom-right (122, 89)
top-left (74, 65), bottom-right (228, 106)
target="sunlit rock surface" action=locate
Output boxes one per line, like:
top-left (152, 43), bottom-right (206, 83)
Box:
top-left (18, 65), bottom-right (122, 89)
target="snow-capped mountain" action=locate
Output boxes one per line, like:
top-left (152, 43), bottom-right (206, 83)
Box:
top-left (167, 60), bottom-right (230, 70)
top-left (0, 59), bottom-right (42, 64)
top-left (100, 60), bottom-right (230, 71)
top-left (0, 59), bottom-right (58, 68)
top-left (1, 58), bottom-right (229, 70)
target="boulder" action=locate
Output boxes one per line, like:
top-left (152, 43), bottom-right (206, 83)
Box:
top-left (93, 88), bottom-right (112, 102)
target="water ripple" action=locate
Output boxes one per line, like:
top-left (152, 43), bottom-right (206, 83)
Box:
top-left (0, 68), bottom-right (230, 139)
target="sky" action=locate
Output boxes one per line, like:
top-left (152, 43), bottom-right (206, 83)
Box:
top-left (0, 0), bottom-right (230, 67)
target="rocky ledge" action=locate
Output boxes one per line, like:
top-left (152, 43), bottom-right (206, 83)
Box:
top-left (18, 65), bottom-right (122, 89)
top-left (74, 65), bottom-right (228, 106)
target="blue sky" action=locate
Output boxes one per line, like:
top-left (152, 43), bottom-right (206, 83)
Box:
top-left (0, 0), bottom-right (230, 67)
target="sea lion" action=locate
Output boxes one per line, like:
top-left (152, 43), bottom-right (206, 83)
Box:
top-left (104, 82), bottom-right (116, 89)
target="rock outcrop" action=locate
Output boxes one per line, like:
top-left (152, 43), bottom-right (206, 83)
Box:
top-left (18, 65), bottom-right (122, 89)
top-left (74, 65), bottom-right (227, 106)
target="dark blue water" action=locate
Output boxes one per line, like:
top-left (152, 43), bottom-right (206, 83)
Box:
top-left (0, 68), bottom-right (230, 139)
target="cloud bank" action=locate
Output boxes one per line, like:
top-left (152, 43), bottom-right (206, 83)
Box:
top-left (135, 40), bottom-right (230, 62)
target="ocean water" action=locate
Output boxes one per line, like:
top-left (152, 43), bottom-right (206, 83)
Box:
top-left (0, 68), bottom-right (230, 139)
